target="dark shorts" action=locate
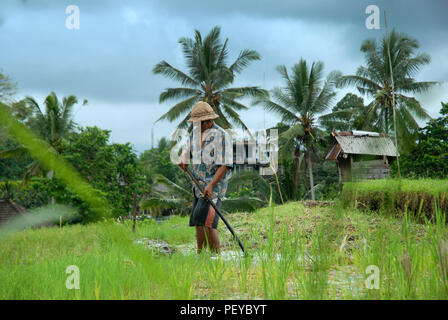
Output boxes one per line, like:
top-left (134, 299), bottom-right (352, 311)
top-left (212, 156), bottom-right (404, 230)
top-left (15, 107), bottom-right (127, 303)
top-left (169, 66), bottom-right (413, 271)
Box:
top-left (189, 194), bottom-right (222, 229)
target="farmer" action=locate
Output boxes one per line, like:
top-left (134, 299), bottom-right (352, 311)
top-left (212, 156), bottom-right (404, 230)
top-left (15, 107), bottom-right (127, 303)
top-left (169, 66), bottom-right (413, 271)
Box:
top-left (178, 101), bottom-right (233, 254)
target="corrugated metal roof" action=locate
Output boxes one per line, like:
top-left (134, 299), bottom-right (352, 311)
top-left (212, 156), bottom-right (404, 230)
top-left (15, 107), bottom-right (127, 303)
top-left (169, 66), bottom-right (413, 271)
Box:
top-left (335, 135), bottom-right (398, 156)
top-left (325, 144), bottom-right (341, 161)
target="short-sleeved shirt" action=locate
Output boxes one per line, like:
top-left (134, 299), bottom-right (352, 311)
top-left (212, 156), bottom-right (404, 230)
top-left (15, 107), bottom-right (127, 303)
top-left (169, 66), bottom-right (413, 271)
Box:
top-left (187, 123), bottom-right (233, 202)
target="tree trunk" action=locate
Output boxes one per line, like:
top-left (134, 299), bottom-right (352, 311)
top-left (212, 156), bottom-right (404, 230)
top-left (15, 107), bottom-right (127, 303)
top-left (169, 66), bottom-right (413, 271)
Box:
top-left (385, 106), bottom-right (389, 134)
top-left (307, 146), bottom-right (315, 201)
top-left (292, 146), bottom-right (301, 199)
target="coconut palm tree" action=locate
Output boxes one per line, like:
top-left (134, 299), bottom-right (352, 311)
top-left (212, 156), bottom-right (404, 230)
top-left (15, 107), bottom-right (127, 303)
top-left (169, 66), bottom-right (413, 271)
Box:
top-left (337, 29), bottom-right (437, 152)
top-left (153, 25), bottom-right (267, 130)
top-left (1, 92), bottom-right (86, 180)
top-left (23, 92), bottom-right (86, 153)
top-left (254, 59), bottom-right (340, 200)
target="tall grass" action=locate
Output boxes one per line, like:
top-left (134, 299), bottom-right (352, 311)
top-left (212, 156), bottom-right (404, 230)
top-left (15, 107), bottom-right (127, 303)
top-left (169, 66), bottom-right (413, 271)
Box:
top-left (1, 200), bottom-right (447, 299)
top-left (342, 179), bottom-right (448, 220)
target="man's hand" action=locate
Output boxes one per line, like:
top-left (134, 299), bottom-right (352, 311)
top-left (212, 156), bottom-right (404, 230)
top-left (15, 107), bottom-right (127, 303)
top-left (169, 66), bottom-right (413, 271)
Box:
top-left (203, 183), bottom-right (214, 199)
top-left (202, 166), bottom-right (229, 199)
top-left (178, 162), bottom-right (188, 171)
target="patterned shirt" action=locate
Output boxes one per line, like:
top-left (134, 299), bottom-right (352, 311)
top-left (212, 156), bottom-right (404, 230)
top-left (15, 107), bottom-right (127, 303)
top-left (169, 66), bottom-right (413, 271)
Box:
top-left (185, 123), bottom-right (233, 202)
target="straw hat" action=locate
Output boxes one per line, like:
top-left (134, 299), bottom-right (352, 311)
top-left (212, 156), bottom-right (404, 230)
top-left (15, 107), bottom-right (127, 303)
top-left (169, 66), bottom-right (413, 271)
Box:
top-left (188, 101), bottom-right (219, 122)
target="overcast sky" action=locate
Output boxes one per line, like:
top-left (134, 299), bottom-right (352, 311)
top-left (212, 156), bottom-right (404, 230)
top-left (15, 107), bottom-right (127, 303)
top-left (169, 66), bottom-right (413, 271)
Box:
top-left (1, 0), bottom-right (447, 153)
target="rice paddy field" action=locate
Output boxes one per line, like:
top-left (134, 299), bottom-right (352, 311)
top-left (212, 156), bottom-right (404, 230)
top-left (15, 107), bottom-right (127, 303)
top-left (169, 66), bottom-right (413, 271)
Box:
top-left (1, 197), bottom-right (448, 300)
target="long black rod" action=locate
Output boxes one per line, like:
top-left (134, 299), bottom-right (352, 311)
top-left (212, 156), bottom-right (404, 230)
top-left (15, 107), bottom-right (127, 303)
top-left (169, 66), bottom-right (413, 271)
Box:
top-left (185, 167), bottom-right (246, 254)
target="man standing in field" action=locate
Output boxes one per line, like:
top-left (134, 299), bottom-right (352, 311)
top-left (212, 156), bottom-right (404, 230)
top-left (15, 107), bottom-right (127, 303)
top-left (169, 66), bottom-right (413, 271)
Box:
top-left (178, 101), bottom-right (233, 254)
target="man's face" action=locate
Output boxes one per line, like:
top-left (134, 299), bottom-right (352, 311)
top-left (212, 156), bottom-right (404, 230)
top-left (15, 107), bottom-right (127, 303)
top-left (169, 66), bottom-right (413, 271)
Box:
top-left (201, 119), bottom-right (214, 132)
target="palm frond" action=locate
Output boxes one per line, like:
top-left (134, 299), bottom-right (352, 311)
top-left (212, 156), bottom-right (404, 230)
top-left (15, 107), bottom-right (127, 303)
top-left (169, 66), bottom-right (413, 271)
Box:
top-left (252, 97), bottom-right (299, 124)
top-left (397, 94), bottom-right (431, 121)
top-left (220, 96), bottom-right (249, 111)
top-left (24, 96), bottom-right (44, 118)
top-left (221, 103), bottom-right (250, 131)
top-left (153, 61), bottom-right (199, 87)
top-left (159, 88), bottom-right (199, 103)
top-left (221, 86), bottom-right (267, 99)
top-left (336, 75), bottom-right (381, 95)
top-left (156, 95), bottom-right (200, 123)
top-left (229, 49), bottom-right (261, 74)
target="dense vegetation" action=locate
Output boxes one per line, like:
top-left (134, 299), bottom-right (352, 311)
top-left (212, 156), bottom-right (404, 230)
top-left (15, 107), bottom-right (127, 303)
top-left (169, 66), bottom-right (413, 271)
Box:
top-left (0, 26), bottom-right (446, 225)
top-left (342, 179), bottom-right (448, 220)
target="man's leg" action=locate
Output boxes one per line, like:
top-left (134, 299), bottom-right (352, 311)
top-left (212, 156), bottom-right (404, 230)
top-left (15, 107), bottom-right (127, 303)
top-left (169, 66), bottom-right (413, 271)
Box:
top-left (205, 227), bottom-right (220, 253)
top-left (204, 201), bottom-right (220, 253)
top-left (196, 226), bottom-right (206, 254)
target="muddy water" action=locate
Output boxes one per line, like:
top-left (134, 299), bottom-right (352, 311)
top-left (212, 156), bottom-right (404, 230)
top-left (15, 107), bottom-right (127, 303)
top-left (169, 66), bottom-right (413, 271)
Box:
top-left (136, 240), bottom-right (365, 298)
top-left (176, 244), bottom-right (365, 295)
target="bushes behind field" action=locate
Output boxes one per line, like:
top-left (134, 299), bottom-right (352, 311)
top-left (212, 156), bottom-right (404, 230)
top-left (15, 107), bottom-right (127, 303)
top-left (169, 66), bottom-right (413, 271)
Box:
top-left (341, 179), bottom-right (448, 220)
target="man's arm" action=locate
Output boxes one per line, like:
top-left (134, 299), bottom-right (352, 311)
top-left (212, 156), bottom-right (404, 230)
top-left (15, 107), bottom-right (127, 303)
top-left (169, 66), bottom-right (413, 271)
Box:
top-left (178, 138), bottom-right (191, 171)
top-left (203, 165), bottom-right (229, 199)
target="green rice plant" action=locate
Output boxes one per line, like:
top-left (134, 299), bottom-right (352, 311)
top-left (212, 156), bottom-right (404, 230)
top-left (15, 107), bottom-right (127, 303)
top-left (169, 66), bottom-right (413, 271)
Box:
top-left (2, 194), bottom-right (448, 300)
top-left (426, 203), bottom-right (448, 297)
top-left (342, 179), bottom-right (448, 221)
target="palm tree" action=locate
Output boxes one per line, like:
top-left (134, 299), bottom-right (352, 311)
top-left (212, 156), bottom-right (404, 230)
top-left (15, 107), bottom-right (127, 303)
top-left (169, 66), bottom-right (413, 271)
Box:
top-left (153, 25), bottom-right (267, 130)
top-left (23, 92), bottom-right (86, 153)
top-left (254, 59), bottom-right (340, 200)
top-left (337, 29), bottom-right (437, 152)
top-left (1, 92), bottom-right (86, 180)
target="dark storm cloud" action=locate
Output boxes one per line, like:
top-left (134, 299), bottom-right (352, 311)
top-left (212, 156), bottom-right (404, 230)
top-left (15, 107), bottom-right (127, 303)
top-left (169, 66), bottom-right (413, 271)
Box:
top-left (1, 0), bottom-right (447, 152)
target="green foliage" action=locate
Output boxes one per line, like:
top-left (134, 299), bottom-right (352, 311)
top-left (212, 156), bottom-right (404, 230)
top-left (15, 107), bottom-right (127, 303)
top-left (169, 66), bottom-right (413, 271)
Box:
top-left (0, 103), bottom-right (112, 222)
top-left (320, 93), bottom-right (367, 132)
top-left (342, 179), bottom-right (448, 220)
top-left (398, 101), bottom-right (448, 178)
top-left (337, 29), bottom-right (436, 152)
top-left (1, 92), bottom-right (87, 183)
top-left (1, 202), bottom-right (447, 299)
top-left (139, 137), bottom-right (181, 184)
top-left (0, 179), bottom-right (51, 208)
top-left (0, 69), bottom-right (17, 102)
top-left (11, 92), bottom-right (86, 153)
top-left (254, 59), bottom-right (340, 200)
top-left (221, 196), bottom-right (264, 213)
top-left (153, 25), bottom-right (266, 130)
top-left (61, 126), bottom-right (146, 219)
top-left (140, 169), bottom-right (264, 215)
top-left (140, 172), bottom-right (192, 217)
top-left (312, 159), bottom-right (340, 200)
top-left (227, 170), bottom-right (270, 201)
top-left (0, 134), bottom-right (33, 181)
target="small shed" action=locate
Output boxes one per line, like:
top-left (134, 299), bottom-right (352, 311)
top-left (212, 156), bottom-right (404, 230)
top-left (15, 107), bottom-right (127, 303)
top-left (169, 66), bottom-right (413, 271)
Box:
top-left (0, 198), bottom-right (26, 226)
top-left (325, 131), bottom-right (399, 183)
